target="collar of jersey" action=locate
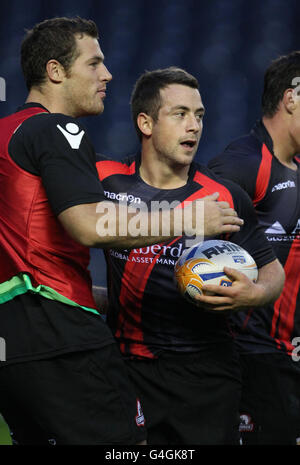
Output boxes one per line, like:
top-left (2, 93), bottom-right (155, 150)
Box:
top-left (16, 102), bottom-right (50, 113)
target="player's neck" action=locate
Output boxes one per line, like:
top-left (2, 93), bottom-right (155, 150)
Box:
top-left (139, 150), bottom-right (190, 189)
top-left (262, 115), bottom-right (298, 170)
top-left (25, 87), bottom-right (76, 117)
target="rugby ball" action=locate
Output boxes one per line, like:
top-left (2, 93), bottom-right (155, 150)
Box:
top-left (174, 240), bottom-right (258, 304)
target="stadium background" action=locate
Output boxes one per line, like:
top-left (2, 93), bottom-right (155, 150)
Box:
top-left (0, 0), bottom-right (300, 445)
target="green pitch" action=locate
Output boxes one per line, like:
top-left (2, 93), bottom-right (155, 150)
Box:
top-left (0, 415), bottom-right (12, 445)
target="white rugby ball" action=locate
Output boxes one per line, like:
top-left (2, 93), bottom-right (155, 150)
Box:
top-left (174, 240), bottom-right (258, 304)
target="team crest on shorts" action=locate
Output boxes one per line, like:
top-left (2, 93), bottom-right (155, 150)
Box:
top-left (135, 399), bottom-right (145, 427)
top-left (239, 413), bottom-right (254, 432)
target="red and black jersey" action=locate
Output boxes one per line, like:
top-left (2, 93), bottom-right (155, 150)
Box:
top-left (97, 152), bottom-right (276, 359)
top-left (208, 120), bottom-right (300, 355)
top-left (0, 103), bottom-right (105, 309)
top-left (0, 104), bottom-right (114, 365)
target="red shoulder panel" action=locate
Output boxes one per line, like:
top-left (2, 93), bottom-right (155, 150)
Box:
top-left (96, 160), bottom-right (136, 181)
top-left (253, 143), bottom-right (272, 206)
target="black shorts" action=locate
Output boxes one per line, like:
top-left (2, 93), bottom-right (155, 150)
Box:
top-left (0, 345), bottom-right (146, 445)
top-left (238, 352), bottom-right (300, 445)
top-left (125, 345), bottom-right (242, 445)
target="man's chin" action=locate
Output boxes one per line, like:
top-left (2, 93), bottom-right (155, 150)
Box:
top-left (78, 105), bottom-right (104, 117)
top-left (91, 103), bottom-right (105, 115)
top-left (181, 152), bottom-right (197, 164)
top-left (173, 157), bottom-right (194, 169)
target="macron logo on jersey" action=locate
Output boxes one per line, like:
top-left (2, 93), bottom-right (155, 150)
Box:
top-left (56, 123), bottom-right (85, 149)
top-left (271, 180), bottom-right (296, 192)
top-left (104, 190), bottom-right (141, 204)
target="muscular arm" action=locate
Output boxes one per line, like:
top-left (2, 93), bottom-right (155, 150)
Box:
top-left (58, 193), bottom-right (244, 249)
top-left (195, 258), bottom-right (285, 312)
top-left (15, 114), bottom-right (243, 250)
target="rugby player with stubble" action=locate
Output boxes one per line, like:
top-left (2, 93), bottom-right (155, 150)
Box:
top-left (0, 17), bottom-right (243, 445)
top-left (209, 51), bottom-right (300, 445)
top-left (96, 67), bottom-right (284, 445)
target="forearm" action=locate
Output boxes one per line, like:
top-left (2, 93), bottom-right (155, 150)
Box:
top-left (58, 196), bottom-right (243, 249)
top-left (197, 258), bottom-right (285, 312)
top-left (251, 258), bottom-right (285, 306)
top-left (59, 202), bottom-right (184, 249)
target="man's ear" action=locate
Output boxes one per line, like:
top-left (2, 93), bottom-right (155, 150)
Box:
top-left (282, 87), bottom-right (299, 114)
top-left (45, 59), bottom-right (66, 84)
top-left (137, 113), bottom-right (153, 137)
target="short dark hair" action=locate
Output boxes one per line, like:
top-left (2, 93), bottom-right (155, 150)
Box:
top-left (21, 16), bottom-right (99, 91)
top-left (130, 67), bottom-right (199, 140)
top-left (262, 51), bottom-right (300, 117)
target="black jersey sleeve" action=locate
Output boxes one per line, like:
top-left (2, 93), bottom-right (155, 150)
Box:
top-left (224, 179), bottom-right (276, 268)
top-left (95, 152), bottom-right (112, 163)
top-left (9, 113), bottom-right (105, 215)
top-left (208, 140), bottom-right (262, 200)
